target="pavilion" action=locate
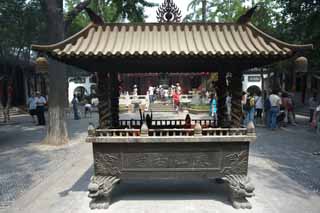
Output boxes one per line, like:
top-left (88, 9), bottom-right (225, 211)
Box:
top-left (31, 1), bottom-right (313, 210)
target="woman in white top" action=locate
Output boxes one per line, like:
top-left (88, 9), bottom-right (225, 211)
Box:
top-left (35, 91), bottom-right (47, 125)
top-left (27, 93), bottom-right (37, 123)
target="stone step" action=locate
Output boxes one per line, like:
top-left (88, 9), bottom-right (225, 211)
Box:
top-left (0, 106), bottom-right (28, 118)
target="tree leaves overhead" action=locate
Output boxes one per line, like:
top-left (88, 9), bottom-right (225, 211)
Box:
top-left (0, 0), bottom-right (46, 60)
top-left (185, 0), bottom-right (246, 22)
top-left (65, 0), bottom-right (157, 35)
top-left (279, 0), bottom-right (320, 69)
top-left (184, 0), bottom-right (317, 68)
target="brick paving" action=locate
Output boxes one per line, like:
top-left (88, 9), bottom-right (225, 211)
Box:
top-left (0, 112), bottom-right (320, 213)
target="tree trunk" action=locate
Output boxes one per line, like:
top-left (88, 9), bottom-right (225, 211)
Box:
top-left (43, 0), bottom-right (68, 145)
top-left (202, 0), bottom-right (207, 22)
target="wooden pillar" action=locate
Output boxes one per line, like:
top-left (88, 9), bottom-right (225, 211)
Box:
top-left (110, 72), bottom-right (119, 128)
top-left (260, 68), bottom-right (264, 95)
top-left (230, 71), bottom-right (243, 128)
top-left (292, 68), bottom-right (296, 93)
top-left (217, 72), bottom-right (227, 127)
top-left (97, 72), bottom-right (111, 128)
top-left (306, 72), bottom-right (312, 101)
top-left (267, 70), bottom-right (271, 96)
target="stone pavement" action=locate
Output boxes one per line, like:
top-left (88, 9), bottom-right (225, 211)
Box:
top-left (1, 112), bottom-right (320, 213)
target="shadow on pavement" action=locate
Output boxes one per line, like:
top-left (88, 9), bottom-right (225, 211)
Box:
top-left (59, 163), bottom-right (232, 207)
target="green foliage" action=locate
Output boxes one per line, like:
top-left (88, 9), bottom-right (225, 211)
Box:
top-left (65, 0), bottom-right (157, 35)
top-left (0, 0), bottom-right (46, 60)
top-left (207, 0), bottom-right (246, 22)
top-left (279, 0), bottom-right (320, 69)
top-left (185, 0), bottom-right (246, 22)
top-left (251, 1), bottom-right (284, 36)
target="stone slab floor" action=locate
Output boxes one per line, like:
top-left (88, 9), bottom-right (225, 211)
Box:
top-left (0, 112), bottom-right (320, 213)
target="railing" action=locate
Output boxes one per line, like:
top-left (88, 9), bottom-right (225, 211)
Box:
top-left (96, 129), bottom-right (140, 137)
top-left (149, 129), bottom-right (194, 136)
top-left (92, 128), bottom-right (248, 137)
top-left (118, 119), bottom-right (214, 128)
top-left (202, 128), bottom-right (247, 136)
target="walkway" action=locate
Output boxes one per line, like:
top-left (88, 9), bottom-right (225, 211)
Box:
top-left (0, 112), bottom-right (319, 213)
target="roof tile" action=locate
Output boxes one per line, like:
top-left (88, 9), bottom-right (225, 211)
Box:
top-left (32, 22), bottom-right (313, 58)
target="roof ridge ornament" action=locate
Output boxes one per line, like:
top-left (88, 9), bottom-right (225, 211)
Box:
top-left (156, 0), bottom-right (182, 23)
top-left (237, 4), bottom-right (259, 24)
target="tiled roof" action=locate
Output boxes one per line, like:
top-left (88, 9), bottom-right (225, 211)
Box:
top-left (32, 22), bottom-right (312, 58)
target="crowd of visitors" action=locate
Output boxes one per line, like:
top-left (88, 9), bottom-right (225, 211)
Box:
top-left (239, 90), bottom-right (297, 130)
top-left (4, 78), bottom-right (318, 134)
top-left (240, 90), bottom-right (320, 131)
top-left (146, 83), bottom-right (182, 104)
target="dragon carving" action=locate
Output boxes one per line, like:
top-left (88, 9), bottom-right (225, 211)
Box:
top-left (223, 175), bottom-right (255, 209)
top-left (88, 175), bottom-right (120, 209)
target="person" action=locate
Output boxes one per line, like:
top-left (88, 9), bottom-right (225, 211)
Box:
top-left (71, 94), bottom-right (80, 120)
top-left (184, 114), bottom-right (192, 128)
top-left (133, 84), bottom-right (138, 97)
top-left (241, 91), bottom-right (247, 123)
top-left (176, 83), bottom-right (181, 94)
top-left (209, 93), bottom-right (218, 127)
top-left (311, 104), bottom-right (320, 134)
top-left (35, 91), bottom-right (46, 125)
top-left (308, 93), bottom-right (318, 123)
top-left (281, 92), bottom-right (290, 126)
top-left (269, 90), bottom-right (281, 130)
top-left (255, 93), bottom-right (263, 123)
top-left (84, 101), bottom-right (92, 118)
top-left (27, 93), bottom-right (37, 123)
top-left (172, 88), bottom-right (180, 113)
top-left (0, 82), bottom-right (7, 122)
top-left (264, 91), bottom-right (271, 126)
top-left (148, 85), bottom-right (154, 103)
top-left (244, 92), bottom-right (255, 126)
top-left (145, 111), bottom-right (153, 128)
top-left (225, 92), bottom-right (232, 121)
top-left (287, 94), bottom-right (296, 125)
top-left (2, 84), bottom-right (13, 122)
top-left (164, 88), bottom-right (169, 104)
top-left (281, 92), bottom-right (291, 125)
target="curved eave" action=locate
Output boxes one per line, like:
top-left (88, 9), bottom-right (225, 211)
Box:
top-left (48, 51), bottom-right (292, 60)
top-left (247, 23), bottom-right (313, 51)
top-left (31, 22), bottom-right (95, 52)
top-left (31, 21), bottom-right (313, 59)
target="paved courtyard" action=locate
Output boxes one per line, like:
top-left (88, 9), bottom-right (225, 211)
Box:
top-left (0, 112), bottom-right (320, 213)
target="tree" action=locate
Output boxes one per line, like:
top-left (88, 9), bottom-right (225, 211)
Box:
top-left (279, 0), bottom-right (320, 69)
top-left (0, 0), bottom-right (46, 65)
top-left (0, 0), bottom-right (46, 120)
top-left (39, 0), bottom-right (157, 145)
top-left (185, 0), bottom-right (244, 22)
top-left (40, 0), bottom-right (69, 145)
top-left (65, 0), bottom-right (157, 35)
top-left (184, 0), bottom-right (283, 35)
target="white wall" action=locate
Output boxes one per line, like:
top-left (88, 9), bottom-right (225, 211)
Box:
top-left (242, 74), bottom-right (266, 92)
top-left (68, 76), bottom-right (95, 103)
